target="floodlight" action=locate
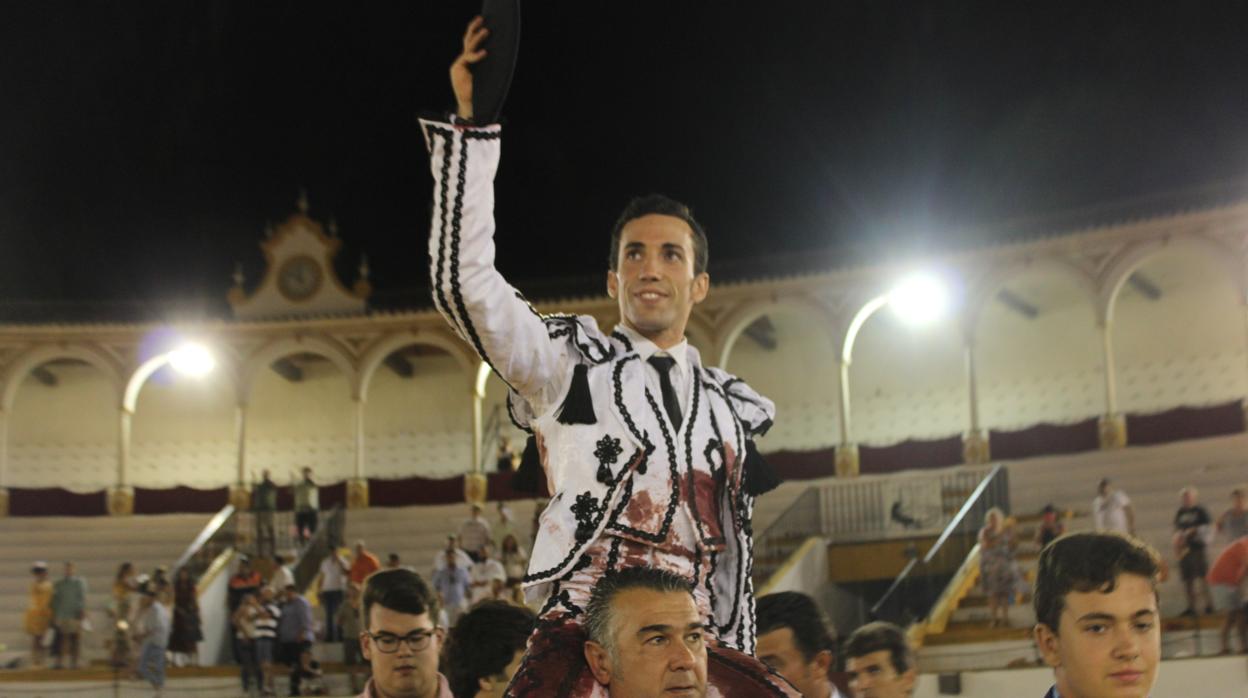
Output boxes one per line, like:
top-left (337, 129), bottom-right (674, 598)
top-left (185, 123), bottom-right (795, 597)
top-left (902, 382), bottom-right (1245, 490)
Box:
top-left (168, 342), bottom-right (216, 378)
top-left (888, 273), bottom-right (948, 326)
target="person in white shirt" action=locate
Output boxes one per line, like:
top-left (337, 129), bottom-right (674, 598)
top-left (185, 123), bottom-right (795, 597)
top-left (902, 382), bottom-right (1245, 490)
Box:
top-left (133, 586), bottom-right (171, 695)
top-left (1092, 478), bottom-right (1135, 535)
top-left (458, 504), bottom-right (493, 562)
top-left (431, 535), bottom-right (474, 576)
top-left (319, 549), bottom-right (348, 642)
top-left (268, 554), bottom-right (295, 595)
top-left (469, 542), bottom-right (506, 604)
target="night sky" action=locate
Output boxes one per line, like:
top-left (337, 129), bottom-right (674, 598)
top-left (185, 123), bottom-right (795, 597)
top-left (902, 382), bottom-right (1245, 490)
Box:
top-left (3, 2), bottom-right (1248, 316)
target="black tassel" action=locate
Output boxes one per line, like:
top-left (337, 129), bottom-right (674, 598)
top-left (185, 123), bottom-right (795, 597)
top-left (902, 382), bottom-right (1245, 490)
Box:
top-left (555, 364), bottom-right (597, 425)
top-left (510, 436), bottom-right (543, 494)
top-left (743, 439), bottom-right (782, 496)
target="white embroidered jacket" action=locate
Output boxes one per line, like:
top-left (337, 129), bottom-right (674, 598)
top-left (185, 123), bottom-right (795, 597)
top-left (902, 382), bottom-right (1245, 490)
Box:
top-left (420, 119), bottom-right (775, 652)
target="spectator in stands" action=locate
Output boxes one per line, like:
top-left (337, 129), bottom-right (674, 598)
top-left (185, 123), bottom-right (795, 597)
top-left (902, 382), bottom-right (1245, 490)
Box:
top-left (277, 583), bottom-right (315, 696)
top-left (1216, 487), bottom-right (1248, 541)
top-left (1092, 478), bottom-right (1135, 536)
top-left (351, 540), bottom-right (383, 586)
top-left (133, 583), bottom-right (171, 695)
top-left (1033, 532), bottom-right (1161, 698)
top-left (432, 549), bottom-right (472, 626)
top-left (359, 568), bottom-right (452, 698)
top-left (443, 600), bottom-right (536, 698)
top-left (458, 503), bottom-right (492, 562)
top-left (50, 560), bottom-right (87, 670)
top-left (432, 535), bottom-right (474, 576)
top-left (1206, 535), bottom-right (1248, 655)
top-left (388, 553), bottom-right (404, 569)
top-left (152, 565), bottom-right (171, 603)
top-left (842, 621), bottom-right (917, 698)
top-left (755, 591), bottom-right (845, 698)
top-left (499, 534), bottom-right (528, 602)
top-left (111, 561), bottom-right (139, 666)
top-left (113, 562), bottom-right (139, 623)
top-left (978, 507), bottom-right (1022, 628)
top-left (294, 466), bottom-right (320, 546)
top-left (232, 592), bottom-right (264, 697)
top-left (269, 553), bottom-right (296, 593)
top-left (229, 555), bottom-right (264, 667)
top-left (229, 555), bottom-right (263, 611)
top-left (1034, 504), bottom-right (1065, 549)
top-left (319, 547), bottom-right (349, 643)
top-left (254, 586), bottom-right (281, 697)
top-left (169, 567), bottom-right (202, 667)
top-left (338, 582), bottom-right (366, 694)
top-left (253, 469), bottom-right (279, 559)
top-left (493, 501), bottom-right (516, 549)
top-left (24, 561), bottom-right (53, 668)
top-left (470, 542), bottom-right (506, 604)
top-left (1174, 486), bottom-right (1214, 616)
top-left (495, 438), bottom-right (516, 473)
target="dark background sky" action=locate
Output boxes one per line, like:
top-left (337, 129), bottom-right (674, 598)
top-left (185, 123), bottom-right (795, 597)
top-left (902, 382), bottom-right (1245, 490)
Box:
top-left (2, 2), bottom-right (1248, 317)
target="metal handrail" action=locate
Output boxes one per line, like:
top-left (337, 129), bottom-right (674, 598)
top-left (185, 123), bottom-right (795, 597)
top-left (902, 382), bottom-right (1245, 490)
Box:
top-left (292, 505), bottom-right (345, 591)
top-left (172, 504), bottom-right (237, 578)
top-left (870, 464), bottom-right (1007, 619)
top-left (922, 464), bottom-right (1003, 565)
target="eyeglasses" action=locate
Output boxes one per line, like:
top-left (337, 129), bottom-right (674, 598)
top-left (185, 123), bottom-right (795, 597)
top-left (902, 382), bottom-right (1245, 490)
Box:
top-left (366, 629), bottom-right (437, 654)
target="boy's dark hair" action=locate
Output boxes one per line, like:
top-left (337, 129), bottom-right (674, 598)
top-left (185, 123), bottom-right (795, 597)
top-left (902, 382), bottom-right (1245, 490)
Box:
top-left (584, 567), bottom-right (694, 650)
top-left (361, 568), bottom-right (440, 630)
top-left (1033, 532), bottom-right (1160, 632)
top-left (608, 194), bottom-right (709, 275)
top-left (756, 592), bottom-right (837, 663)
top-left (444, 601), bottom-right (536, 698)
top-left (843, 621), bottom-right (914, 676)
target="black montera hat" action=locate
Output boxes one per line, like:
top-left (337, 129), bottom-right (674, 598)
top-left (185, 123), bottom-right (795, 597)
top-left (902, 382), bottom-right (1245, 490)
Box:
top-left (472, 0), bottom-right (521, 124)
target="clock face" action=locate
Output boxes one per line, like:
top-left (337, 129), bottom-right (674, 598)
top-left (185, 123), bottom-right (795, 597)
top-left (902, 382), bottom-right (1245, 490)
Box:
top-left (277, 255), bottom-right (323, 302)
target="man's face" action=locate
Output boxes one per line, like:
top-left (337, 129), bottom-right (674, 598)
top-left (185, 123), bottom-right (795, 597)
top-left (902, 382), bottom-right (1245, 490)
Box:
top-left (845, 650), bottom-right (915, 698)
top-left (1034, 573), bottom-right (1160, 698)
top-left (584, 588), bottom-right (708, 698)
top-left (260, 587), bottom-right (273, 603)
top-left (362, 605), bottom-right (444, 698)
top-left (607, 214), bottom-right (709, 348)
top-left (64, 562), bottom-right (75, 578)
top-left (1181, 490), bottom-right (1197, 508)
top-left (1233, 492), bottom-right (1246, 511)
top-left (756, 627), bottom-right (831, 698)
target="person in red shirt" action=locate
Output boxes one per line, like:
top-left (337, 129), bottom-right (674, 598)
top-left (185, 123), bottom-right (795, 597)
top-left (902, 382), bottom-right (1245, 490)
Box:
top-left (1206, 536), bottom-right (1248, 655)
top-left (350, 540), bottom-right (382, 587)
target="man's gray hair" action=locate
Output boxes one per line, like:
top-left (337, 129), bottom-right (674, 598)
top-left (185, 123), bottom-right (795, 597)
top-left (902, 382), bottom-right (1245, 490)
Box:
top-left (584, 567), bottom-right (695, 652)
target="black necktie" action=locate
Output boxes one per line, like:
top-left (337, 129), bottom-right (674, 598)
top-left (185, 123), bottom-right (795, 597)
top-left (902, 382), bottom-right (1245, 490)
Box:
top-left (647, 355), bottom-right (682, 431)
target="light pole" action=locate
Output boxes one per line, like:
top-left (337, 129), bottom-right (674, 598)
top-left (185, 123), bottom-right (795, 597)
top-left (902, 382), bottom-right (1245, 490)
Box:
top-left (836, 273), bottom-right (950, 476)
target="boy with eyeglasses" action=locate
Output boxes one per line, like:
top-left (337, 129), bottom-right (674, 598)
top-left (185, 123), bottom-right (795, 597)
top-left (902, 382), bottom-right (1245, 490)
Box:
top-left (358, 568), bottom-right (452, 698)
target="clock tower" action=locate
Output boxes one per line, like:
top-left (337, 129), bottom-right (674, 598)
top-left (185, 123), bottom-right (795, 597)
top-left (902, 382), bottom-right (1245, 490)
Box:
top-left (228, 194), bottom-right (370, 320)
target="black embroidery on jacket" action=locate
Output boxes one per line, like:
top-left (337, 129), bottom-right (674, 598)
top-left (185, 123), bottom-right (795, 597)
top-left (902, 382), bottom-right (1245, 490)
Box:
top-left (571, 492), bottom-right (603, 544)
top-left (594, 435), bottom-right (623, 485)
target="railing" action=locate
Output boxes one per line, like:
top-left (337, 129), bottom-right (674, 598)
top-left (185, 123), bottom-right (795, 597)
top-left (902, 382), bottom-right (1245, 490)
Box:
top-left (752, 464), bottom-right (996, 584)
top-left (171, 504), bottom-right (238, 581)
top-left (291, 505), bottom-right (345, 591)
top-left (869, 464), bottom-right (1009, 628)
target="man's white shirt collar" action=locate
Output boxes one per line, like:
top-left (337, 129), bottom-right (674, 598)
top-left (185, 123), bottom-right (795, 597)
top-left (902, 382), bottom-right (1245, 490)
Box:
top-left (615, 324), bottom-right (690, 375)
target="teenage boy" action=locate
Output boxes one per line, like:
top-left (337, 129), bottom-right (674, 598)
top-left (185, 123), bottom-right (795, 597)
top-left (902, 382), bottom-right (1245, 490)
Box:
top-left (1032, 532), bottom-right (1162, 698)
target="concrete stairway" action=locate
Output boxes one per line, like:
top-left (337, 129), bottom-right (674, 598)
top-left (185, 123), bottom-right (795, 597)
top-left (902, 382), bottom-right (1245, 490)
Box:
top-left (917, 433), bottom-right (1247, 669)
top-left (0, 512), bottom-right (213, 666)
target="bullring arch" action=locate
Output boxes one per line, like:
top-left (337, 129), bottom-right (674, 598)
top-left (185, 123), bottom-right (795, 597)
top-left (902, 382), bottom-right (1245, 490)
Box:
top-left (1, 342), bottom-right (126, 412)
